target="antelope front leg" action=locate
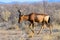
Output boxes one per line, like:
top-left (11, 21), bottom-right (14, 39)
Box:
top-left (29, 24), bottom-right (34, 33)
top-left (37, 25), bottom-right (44, 35)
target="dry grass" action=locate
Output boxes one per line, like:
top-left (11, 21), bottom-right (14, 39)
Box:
top-left (0, 22), bottom-right (60, 40)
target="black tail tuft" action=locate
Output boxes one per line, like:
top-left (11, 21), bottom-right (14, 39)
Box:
top-left (48, 17), bottom-right (50, 23)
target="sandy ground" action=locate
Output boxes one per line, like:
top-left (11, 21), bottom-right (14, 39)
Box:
top-left (0, 23), bottom-right (60, 40)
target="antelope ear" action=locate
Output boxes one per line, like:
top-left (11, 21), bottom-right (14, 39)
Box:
top-left (20, 9), bottom-right (25, 12)
top-left (20, 10), bottom-right (23, 12)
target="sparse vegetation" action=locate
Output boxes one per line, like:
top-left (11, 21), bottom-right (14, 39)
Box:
top-left (0, 2), bottom-right (60, 40)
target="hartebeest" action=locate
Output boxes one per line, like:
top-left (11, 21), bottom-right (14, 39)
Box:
top-left (18, 12), bottom-right (52, 34)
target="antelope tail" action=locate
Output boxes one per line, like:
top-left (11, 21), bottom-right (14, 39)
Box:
top-left (48, 17), bottom-right (50, 23)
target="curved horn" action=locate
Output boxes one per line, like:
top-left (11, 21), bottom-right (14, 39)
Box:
top-left (18, 9), bottom-right (21, 16)
top-left (18, 9), bottom-right (21, 23)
